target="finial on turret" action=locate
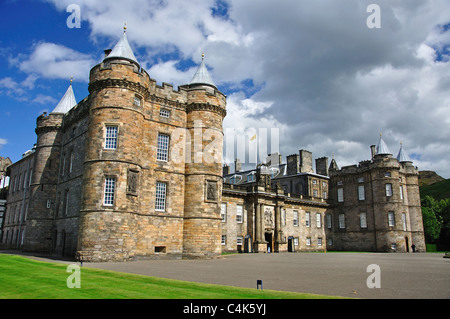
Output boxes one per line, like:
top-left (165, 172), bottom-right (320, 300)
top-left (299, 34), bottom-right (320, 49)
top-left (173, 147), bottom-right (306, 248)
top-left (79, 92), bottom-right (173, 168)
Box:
top-left (70, 76), bottom-right (73, 84)
top-left (202, 51), bottom-right (205, 61)
top-left (124, 22), bottom-right (127, 32)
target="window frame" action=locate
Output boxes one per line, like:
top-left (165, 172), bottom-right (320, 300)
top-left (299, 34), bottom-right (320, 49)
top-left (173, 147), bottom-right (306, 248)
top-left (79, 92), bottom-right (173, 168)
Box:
top-left (155, 182), bottom-right (167, 212)
top-left (157, 133), bottom-right (170, 162)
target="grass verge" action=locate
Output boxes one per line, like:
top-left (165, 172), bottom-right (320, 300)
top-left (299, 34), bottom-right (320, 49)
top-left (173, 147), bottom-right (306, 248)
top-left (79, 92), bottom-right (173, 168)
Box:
top-left (0, 254), bottom-right (344, 299)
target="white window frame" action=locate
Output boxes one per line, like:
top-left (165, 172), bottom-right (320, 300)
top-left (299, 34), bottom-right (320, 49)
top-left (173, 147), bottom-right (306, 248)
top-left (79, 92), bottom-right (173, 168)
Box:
top-left (337, 188), bottom-right (344, 202)
top-left (221, 235), bottom-right (226, 245)
top-left (221, 203), bottom-right (227, 222)
top-left (236, 205), bottom-right (243, 223)
top-left (293, 210), bottom-right (299, 227)
top-left (388, 211), bottom-right (395, 227)
top-left (360, 212), bottom-right (367, 228)
top-left (105, 125), bottom-right (118, 150)
top-left (103, 177), bottom-right (116, 206)
top-left (237, 236), bottom-right (243, 246)
top-left (358, 185), bottom-right (365, 201)
top-left (159, 108), bottom-right (170, 118)
top-left (339, 214), bottom-right (345, 229)
top-left (385, 183), bottom-right (393, 197)
top-left (306, 237), bottom-right (311, 246)
top-left (157, 133), bottom-right (170, 162)
top-left (155, 182), bottom-right (167, 212)
top-left (402, 213), bottom-right (407, 231)
top-left (316, 213), bottom-right (321, 228)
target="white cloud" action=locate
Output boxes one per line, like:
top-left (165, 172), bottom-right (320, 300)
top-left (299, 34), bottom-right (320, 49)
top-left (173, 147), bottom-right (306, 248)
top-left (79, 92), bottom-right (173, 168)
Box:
top-left (19, 42), bottom-right (96, 82)
top-left (0, 138), bottom-right (7, 150)
top-left (39, 0), bottom-right (450, 177)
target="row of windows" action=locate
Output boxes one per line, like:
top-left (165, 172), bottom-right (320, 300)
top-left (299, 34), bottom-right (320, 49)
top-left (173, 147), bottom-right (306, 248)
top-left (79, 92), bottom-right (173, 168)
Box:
top-left (9, 169), bottom-right (32, 194)
top-left (332, 212), bottom-right (408, 230)
top-left (105, 126), bottom-right (170, 162)
top-left (103, 177), bottom-right (167, 212)
top-left (221, 235), bottom-right (325, 247)
top-left (337, 183), bottom-right (405, 202)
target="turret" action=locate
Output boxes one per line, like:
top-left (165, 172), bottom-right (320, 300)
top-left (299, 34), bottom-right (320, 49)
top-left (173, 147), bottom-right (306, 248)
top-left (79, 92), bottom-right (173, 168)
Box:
top-left (23, 81), bottom-right (76, 252)
top-left (181, 53), bottom-right (226, 259)
top-left (77, 26), bottom-right (147, 262)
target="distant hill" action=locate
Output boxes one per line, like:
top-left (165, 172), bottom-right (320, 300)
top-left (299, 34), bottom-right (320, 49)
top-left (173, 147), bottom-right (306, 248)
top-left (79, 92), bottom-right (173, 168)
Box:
top-left (419, 171), bottom-right (450, 201)
top-left (419, 171), bottom-right (445, 187)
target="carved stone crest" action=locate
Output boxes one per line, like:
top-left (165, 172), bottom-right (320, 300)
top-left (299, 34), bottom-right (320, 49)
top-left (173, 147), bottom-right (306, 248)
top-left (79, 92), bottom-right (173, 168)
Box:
top-left (127, 169), bottom-right (139, 196)
top-left (206, 180), bottom-right (217, 202)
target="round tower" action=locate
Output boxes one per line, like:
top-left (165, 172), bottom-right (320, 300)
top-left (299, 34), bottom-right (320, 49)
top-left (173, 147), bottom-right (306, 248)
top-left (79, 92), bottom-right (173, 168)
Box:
top-left (23, 82), bottom-right (76, 253)
top-left (77, 27), bottom-right (148, 262)
top-left (182, 54), bottom-right (227, 259)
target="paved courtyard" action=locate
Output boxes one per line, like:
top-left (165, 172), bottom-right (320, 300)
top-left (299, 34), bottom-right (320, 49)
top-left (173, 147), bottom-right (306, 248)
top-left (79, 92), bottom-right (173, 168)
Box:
top-left (81, 252), bottom-right (450, 299)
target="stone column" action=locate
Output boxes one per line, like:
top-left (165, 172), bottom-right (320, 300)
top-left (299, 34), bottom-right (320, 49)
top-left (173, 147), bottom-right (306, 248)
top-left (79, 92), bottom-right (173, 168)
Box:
top-left (275, 205), bottom-right (282, 242)
top-left (255, 202), bottom-right (262, 242)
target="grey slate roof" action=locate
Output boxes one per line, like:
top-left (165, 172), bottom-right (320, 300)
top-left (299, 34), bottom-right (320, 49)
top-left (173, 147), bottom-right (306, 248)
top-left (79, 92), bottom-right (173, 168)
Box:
top-left (51, 84), bottom-right (77, 114)
top-left (376, 135), bottom-right (391, 155)
top-left (105, 29), bottom-right (139, 65)
top-left (397, 144), bottom-right (413, 163)
top-left (189, 56), bottom-right (216, 88)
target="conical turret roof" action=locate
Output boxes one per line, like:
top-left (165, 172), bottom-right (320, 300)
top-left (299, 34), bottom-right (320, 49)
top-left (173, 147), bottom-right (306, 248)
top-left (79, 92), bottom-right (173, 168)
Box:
top-left (51, 81), bottom-right (77, 114)
top-left (104, 25), bottom-right (138, 65)
top-left (189, 53), bottom-right (216, 88)
top-left (376, 134), bottom-right (391, 155)
top-left (397, 143), bottom-right (413, 163)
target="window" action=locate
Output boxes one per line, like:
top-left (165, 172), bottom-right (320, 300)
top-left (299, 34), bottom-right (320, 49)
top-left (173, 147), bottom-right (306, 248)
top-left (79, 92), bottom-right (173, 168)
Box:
top-left (327, 238), bottom-right (333, 246)
top-left (304, 211), bottom-right (308, 227)
top-left (339, 214), bottom-right (345, 229)
top-left (293, 210), bottom-right (299, 226)
top-left (313, 189), bottom-right (318, 197)
top-left (159, 109), bottom-right (170, 118)
top-left (155, 182), bottom-right (167, 211)
top-left (360, 213), bottom-right (367, 228)
top-left (402, 213), bottom-right (407, 231)
top-left (221, 235), bottom-right (226, 245)
top-left (385, 172), bottom-right (391, 177)
top-left (103, 177), bottom-right (116, 206)
top-left (221, 203), bottom-right (227, 222)
top-left (157, 133), bottom-right (170, 161)
top-left (134, 95), bottom-right (142, 107)
top-left (312, 179), bottom-right (317, 185)
top-left (318, 238), bottom-right (322, 246)
top-left (247, 173), bottom-right (255, 182)
top-left (237, 236), bottom-right (243, 246)
top-left (64, 191), bottom-right (69, 215)
top-left (399, 185), bottom-right (404, 200)
top-left (358, 185), bottom-right (365, 200)
top-left (236, 205), bottom-right (243, 223)
top-left (385, 183), bottom-right (393, 197)
top-left (316, 213), bottom-right (321, 228)
top-left (326, 214), bottom-right (332, 229)
top-left (294, 237), bottom-right (299, 246)
top-left (323, 191), bottom-right (327, 199)
top-left (337, 188), bottom-right (344, 202)
top-left (105, 126), bottom-right (118, 149)
top-left (388, 211), bottom-right (395, 227)
top-left (337, 181), bottom-right (343, 186)
top-left (358, 177), bottom-right (364, 183)
top-left (306, 237), bottom-right (311, 246)
top-left (69, 152), bottom-right (74, 173)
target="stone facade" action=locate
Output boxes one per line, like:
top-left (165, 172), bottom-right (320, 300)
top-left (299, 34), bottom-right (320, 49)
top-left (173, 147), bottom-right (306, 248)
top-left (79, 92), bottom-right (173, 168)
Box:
top-left (1, 31), bottom-right (425, 260)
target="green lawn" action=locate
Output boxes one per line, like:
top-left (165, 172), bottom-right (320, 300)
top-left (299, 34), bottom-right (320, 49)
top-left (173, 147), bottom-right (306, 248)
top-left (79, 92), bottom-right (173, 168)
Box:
top-left (0, 254), bottom-right (343, 299)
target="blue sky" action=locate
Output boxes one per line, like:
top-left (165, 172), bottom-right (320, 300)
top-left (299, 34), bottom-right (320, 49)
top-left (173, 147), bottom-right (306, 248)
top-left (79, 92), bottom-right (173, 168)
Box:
top-left (1, 0), bottom-right (450, 178)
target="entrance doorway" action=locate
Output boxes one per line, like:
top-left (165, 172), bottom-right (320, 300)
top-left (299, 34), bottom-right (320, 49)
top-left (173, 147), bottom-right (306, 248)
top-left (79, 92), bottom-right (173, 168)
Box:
top-left (265, 232), bottom-right (273, 253)
top-left (405, 236), bottom-right (409, 252)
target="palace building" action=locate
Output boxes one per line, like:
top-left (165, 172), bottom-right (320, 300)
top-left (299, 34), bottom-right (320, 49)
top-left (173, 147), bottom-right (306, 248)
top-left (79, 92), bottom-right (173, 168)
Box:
top-left (0, 29), bottom-right (425, 261)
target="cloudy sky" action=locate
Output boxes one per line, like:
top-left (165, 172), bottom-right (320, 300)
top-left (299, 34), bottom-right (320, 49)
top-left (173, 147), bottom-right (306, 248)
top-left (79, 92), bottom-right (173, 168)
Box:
top-left (0, 0), bottom-right (449, 178)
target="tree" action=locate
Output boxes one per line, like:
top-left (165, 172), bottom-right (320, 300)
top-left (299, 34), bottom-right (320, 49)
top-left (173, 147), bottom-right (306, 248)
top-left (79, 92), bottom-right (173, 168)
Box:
top-left (421, 206), bottom-right (441, 243)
